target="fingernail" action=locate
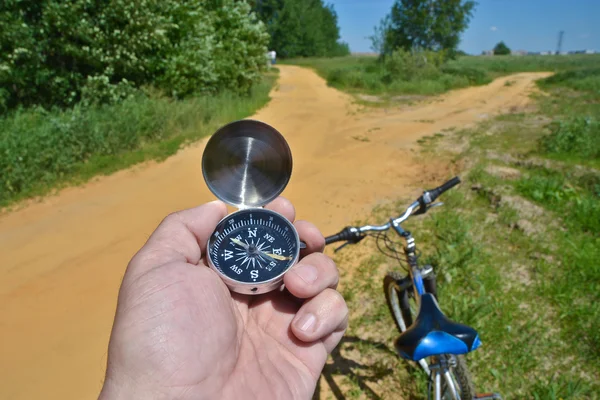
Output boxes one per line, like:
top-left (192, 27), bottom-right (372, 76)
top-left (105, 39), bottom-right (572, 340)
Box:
top-left (294, 264), bottom-right (318, 284)
top-left (296, 313), bottom-right (317, 332)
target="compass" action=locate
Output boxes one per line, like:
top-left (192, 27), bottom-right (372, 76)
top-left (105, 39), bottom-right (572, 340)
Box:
top-left (202, 120), bottom-right (300, 295)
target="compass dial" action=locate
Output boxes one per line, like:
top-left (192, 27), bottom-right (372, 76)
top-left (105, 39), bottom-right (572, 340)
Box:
top-left (207, 208), bottom-right (300, 294)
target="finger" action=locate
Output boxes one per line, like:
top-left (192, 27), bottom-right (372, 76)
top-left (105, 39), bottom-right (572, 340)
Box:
top-left (291, 289), bottom-right (348, 345)
top-left (265, 196), bottom-right (295, 222)
top-left (129, 201), bottom-right (227, 274)
top-left (321, 327), bottom-right (348, 354)
top-left (295, 220), bottom-right (325, 257)
top-left (284, 253), bottom-right (338, 299)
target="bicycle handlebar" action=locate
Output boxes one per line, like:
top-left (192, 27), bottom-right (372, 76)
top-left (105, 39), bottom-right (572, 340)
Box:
top-left (324, 227), bottom-right (358, 245)
top-left (324, 177), bottom-right (461, 246)
top-left (421, 176), bottom-right (460, 205)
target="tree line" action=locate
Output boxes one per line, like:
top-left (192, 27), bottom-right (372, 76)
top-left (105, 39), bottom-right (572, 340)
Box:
top-left (249, 0), bottom-right (349, 58)
top-left (1, 0), bottom-right (347, 114)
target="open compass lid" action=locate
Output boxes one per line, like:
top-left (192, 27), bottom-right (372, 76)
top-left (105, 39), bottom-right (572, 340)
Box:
top-left (202, 120), bottom-right (293, 208)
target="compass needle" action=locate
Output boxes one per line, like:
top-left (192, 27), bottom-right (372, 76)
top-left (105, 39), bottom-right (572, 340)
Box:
top-left (263, 253), bottom-right (293, 261)
top-left (230, 238), bottom-right (249, 249)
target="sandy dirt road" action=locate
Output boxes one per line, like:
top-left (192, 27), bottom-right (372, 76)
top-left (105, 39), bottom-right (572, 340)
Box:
top-left (0, 66), bottom-right (549, 399)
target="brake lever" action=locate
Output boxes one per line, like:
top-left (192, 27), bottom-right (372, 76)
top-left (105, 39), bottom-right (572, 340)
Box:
top-left (334, 241), bottom-right (352, 253)
top-left (414, 202), bottom-right (444, 215)
top-left (333, 235), bottom-right (366, 253)
top-left (429, 201), bottom-right (444, 209)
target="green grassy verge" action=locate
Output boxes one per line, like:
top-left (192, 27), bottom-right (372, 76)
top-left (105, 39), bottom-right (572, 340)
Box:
top-left (321, 64), bottom-right (599, 399)
top-left (283, 54), bottom-right (600, 99)
top-left (0, 72), bottom-right (277, 207)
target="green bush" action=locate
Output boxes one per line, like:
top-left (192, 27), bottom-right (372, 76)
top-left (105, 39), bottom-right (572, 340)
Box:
top-left (493, 41), bottom-right (511, 56)
top-left (382, 49), bottom-right (444, 83)
top-left (327, 66), bottom-right (383, 91)
top-left (0, 75), bottom-right (275, 205)
top-left (288, 53), bottom-right (498, 96)
top-left (0, 0), bottom-right (269, 112)
top-left (540, 117), bottom-right (600, 159)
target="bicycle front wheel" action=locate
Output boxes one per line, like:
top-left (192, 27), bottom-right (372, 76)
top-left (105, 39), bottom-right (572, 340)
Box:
top-left (383, 271), bottom-right (413, 331)
top-left (427, 355), bottom-right (476, 400)
top-left (383, 271), bottom-right (430, 373)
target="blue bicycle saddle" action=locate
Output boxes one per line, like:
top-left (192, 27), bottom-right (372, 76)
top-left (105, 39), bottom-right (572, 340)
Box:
top-left (394, 293), bottom-right (481, 361)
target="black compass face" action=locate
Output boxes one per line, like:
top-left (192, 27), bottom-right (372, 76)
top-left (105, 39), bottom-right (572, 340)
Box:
top-left (207, 209), bottom-right (299, 286)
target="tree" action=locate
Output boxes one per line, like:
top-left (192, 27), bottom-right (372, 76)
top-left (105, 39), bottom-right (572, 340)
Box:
top-left (252, 0), bottom-right (349, 58)
top-left (369, 15), bottom-right (394, 55)
top-left (372, 0), bottom-right (476, 58)
top-left (0, 0), bottom-right (270, 112)
top-left (493, 41), bottom-right (511, 55)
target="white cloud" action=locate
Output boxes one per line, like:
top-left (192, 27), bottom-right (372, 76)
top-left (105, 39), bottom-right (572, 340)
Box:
top-left (490, 26), bottom-right (498, 32)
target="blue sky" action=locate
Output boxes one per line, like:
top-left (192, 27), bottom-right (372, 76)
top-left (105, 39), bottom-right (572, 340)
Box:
top-left (329, 0), bottom-right (600, 54)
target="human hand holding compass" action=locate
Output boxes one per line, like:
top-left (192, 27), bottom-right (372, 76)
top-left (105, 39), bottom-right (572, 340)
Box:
top-left (100, 121), bottom-right (349, 400)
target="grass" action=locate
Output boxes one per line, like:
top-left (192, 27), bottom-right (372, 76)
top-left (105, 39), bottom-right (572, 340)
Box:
top-left (283, 54), bottom-right (491, 97)
top-left (0, 72), bottom-right (277, 207)
top-left (447, 54), bottom-right (600, 77)
top-left (283, 53), bottom-right (600, 99)
top-left (320, 61), bottom-right (600, 399)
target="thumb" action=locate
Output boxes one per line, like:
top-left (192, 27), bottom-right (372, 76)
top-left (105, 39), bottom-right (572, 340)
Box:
top-left (127, 201), bottom-right (227, 279)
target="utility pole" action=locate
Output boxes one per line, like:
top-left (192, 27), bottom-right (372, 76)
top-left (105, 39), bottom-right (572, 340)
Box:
top-left (556, 31), bottom-right (564, 55)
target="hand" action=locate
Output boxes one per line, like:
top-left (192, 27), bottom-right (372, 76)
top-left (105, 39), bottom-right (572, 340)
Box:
top-left (99, 197), bottom-right (348, 400)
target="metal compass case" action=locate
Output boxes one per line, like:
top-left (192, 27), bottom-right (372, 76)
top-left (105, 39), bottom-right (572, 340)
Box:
top-left (202, 120), bottom-right (300, 295)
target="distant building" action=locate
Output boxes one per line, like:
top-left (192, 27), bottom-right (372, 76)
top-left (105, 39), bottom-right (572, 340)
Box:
top-left (512, 49), bottom-right (527, 56)
top-left (481, 50), bottom-right (493, 56)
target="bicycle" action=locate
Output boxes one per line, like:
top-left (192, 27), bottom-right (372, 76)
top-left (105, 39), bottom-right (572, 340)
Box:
top-left (324, 177), bottom-right (501, 400)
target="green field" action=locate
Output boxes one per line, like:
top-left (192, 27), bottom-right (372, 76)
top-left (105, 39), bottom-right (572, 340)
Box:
top-left (284, 54), bottom-right (600, 97)
top-left (0, 72), bottom-right (277, 208)
top-left (326, 66), bottom-right (600, 398)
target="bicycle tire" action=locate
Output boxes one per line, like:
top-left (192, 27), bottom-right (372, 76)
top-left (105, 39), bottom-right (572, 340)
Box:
top-left (383, 272), bottom-right (432, 373)
top-left (427, 355), bottom-right (476, 400)
top-left (383, 271), bottom-right (414, 332)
